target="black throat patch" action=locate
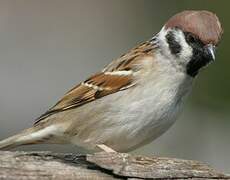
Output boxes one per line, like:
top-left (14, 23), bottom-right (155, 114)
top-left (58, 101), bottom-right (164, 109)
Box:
top-left (184, 32), bottom-right (211, 77)
top-left (166, 31), bottom-right (182, 55)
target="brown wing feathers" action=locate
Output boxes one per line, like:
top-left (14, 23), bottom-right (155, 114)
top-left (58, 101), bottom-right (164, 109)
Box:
top-left (35, 41), bottom-right (155, 124)
top-left (34, 73), bottom-right (133, 124)
top-left (103, 42), bottom-right (154, 72)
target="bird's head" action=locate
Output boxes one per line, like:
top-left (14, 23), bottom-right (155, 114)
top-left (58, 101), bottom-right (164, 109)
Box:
top-left (156, 10), bottom-right (223, 77)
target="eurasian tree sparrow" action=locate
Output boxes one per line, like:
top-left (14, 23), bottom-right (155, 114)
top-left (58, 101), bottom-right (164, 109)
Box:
top-left (0, 10), bottom-right (223, 152)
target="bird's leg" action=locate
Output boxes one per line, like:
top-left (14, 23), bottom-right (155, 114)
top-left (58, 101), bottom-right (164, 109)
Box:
top-left (96, 144), bottom-right (117, 153)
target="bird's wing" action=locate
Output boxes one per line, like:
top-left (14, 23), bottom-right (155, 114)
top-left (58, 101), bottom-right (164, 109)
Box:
top-left (35, 41), bottom-right (155, 124)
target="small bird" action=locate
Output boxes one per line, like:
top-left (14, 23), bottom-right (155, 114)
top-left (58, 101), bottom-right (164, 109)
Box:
top-left (0, 10), bottom-right (223, 153)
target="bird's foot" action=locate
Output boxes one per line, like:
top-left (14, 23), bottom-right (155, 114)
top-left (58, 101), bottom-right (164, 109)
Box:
top-left (96, 144), bottom-right (117, 153)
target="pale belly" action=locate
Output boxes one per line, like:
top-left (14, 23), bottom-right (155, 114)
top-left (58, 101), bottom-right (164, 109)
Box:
top-left (66, 75), bottom-right (191, 152)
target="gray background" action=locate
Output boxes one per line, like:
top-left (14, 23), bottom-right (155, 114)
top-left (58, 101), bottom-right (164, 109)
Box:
top-left (0, 0), bottom-right (229, 173)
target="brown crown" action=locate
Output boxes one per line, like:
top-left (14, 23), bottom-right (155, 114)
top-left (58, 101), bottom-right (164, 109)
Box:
top-left (165, 10), bottom-right (223, 45)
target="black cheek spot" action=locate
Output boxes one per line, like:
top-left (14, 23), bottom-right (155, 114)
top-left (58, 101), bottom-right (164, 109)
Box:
top-left (166, 31), bottom-right (182, 55)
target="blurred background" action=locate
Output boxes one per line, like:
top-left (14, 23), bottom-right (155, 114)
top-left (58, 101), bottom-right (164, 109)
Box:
top-left (0, 0), bottom-right (229, 173)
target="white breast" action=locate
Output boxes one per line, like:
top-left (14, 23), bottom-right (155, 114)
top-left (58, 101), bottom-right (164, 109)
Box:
top-left (67, 63), bottom-right (192, 152)
top-left (107, 72), bottom-right (191, 151)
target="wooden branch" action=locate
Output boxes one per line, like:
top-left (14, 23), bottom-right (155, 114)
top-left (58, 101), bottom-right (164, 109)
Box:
top-left (0, 151), bottom-right (229, 179)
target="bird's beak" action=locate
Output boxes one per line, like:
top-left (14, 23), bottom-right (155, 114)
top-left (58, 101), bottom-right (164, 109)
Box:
top-left (204, 44), bottom-right (216, 61)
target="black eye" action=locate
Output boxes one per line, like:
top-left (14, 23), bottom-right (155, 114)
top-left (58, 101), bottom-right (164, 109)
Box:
top-left (186, 33), bottom-right (196, 44)
top-left (185, 32), bottom-right (205, 47)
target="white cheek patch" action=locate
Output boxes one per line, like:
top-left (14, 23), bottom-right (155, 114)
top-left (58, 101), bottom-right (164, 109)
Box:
top-left (175, 30), bottom-right (193, 64)
top-left (157, 27), bottom-right (173, 59)
top-left (157, 27), bottom-right (193, 71)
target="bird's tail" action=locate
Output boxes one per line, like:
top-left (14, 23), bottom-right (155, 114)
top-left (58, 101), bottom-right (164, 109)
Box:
top-left (0, 125), bottom-right (61, 150)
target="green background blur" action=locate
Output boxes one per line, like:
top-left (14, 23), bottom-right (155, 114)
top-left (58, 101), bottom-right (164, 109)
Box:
top-left (0, 0), bottom-right (229, 173)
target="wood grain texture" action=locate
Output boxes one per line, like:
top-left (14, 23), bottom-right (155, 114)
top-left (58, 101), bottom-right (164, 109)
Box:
top-left (0, 151), bottom-right (229, 180)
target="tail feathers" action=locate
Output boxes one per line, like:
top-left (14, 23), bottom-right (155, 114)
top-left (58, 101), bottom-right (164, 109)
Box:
top-left (0, 125), bottom-right (61, 150)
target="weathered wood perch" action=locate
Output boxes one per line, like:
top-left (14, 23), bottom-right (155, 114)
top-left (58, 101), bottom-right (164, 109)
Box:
top-left (0, 151), bottom-right (229, 179)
